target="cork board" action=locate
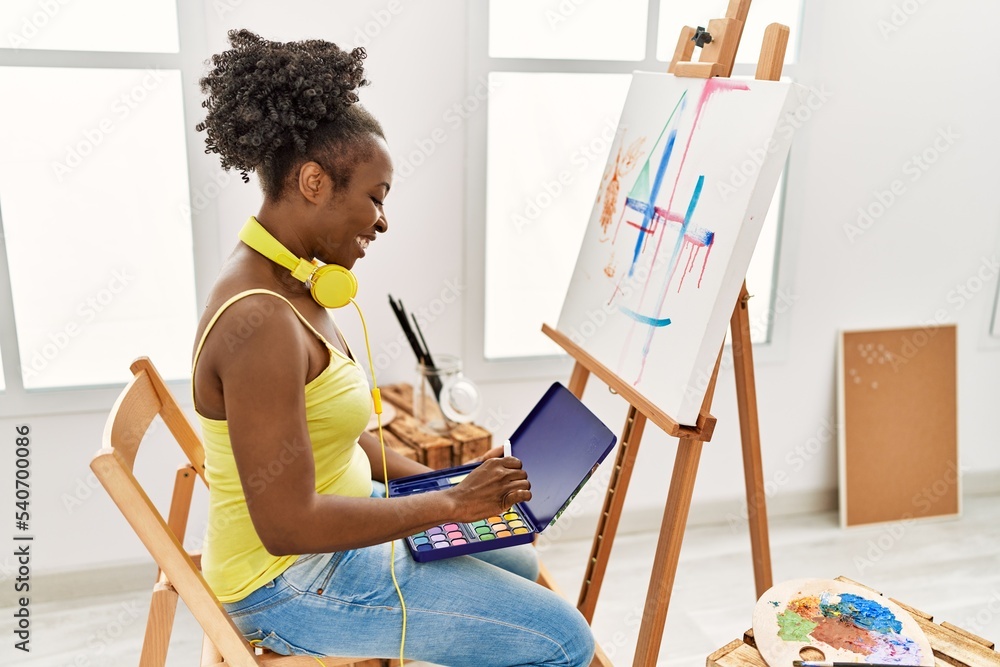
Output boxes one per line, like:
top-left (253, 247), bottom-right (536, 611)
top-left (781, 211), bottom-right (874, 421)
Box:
top-left (837, 325), bottom-right (960, 527)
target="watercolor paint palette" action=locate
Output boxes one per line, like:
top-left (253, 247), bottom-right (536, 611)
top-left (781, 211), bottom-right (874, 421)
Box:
top-left (752, 578), bottom-right (934, 666)
top-left (389, 382), bottom-right (617, 562)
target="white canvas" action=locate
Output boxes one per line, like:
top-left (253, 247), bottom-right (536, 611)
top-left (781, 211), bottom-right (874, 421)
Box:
top-left (557, 73), bottom-right (806, 425)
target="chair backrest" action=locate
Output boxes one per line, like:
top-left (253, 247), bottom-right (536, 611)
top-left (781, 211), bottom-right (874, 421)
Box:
top-left (91, 357), bottom-right (262, 666)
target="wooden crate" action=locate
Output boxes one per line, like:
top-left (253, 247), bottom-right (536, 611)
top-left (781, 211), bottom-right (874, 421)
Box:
top-left (380, 383), bottom-right (493, 469)
top-left (708, 577), bottom-right (1000, 667)
top-left (448, 422), bottom-right (492, 464)
top-left (379, 382), bottom-right (436, 419)
top-left (385, 411), bottom-right (454, 469)
top-left (380, 429), bottom-right (418, 461)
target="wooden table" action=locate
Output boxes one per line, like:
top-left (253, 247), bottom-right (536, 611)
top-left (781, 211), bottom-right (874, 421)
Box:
top-left (708, 577), bottom-right (1000, 667)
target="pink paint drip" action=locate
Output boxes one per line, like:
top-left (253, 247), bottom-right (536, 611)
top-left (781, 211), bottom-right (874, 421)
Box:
top-left (675, 234), bottom-right (715, 292)
top-left (633, 78), bottom-right (750, 383)
top-left (697, 240), bottom-right (713, 288)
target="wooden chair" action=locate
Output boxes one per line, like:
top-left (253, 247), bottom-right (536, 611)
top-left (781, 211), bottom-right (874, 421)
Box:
top-left (90, 357), bottom-right (386, 667)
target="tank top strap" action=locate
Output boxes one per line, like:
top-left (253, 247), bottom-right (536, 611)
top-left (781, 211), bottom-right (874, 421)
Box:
top-left (191, 289), bottom-right (336, 406)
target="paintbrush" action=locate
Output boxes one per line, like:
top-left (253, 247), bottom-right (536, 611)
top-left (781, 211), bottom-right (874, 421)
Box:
top-left (387, 295), bottom-right (443, 400)
top-left (792, 661), bottom-right (930, 667)
top-left (410, 311), bottom-right (443, 401)
top-left (388, 296), bottom-right (422, 362)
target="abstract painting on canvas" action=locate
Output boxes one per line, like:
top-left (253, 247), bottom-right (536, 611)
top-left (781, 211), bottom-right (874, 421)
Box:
top-left (557, 73), bottom-right (806, 425)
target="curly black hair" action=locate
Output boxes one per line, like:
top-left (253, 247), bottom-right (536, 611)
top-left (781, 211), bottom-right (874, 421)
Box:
top-left (196, 29), bottom-right (385, 199)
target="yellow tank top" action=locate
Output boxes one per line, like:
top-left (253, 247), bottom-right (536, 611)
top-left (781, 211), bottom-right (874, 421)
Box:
top-left (192, 289), bottom-right (374, 603)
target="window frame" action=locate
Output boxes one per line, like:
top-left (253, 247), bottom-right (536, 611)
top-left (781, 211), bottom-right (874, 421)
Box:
top-left (463, 0), bottom-right (802, 383)
top-left (0, 0), bottom-right (219, 418)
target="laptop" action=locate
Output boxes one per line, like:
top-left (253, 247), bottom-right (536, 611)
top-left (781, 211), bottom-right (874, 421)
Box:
top-left (388, 382), bottom-right (617, 562)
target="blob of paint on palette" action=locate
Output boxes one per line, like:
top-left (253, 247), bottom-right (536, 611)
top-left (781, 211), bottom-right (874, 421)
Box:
top-left (752, 578), bottom-right (933, 667)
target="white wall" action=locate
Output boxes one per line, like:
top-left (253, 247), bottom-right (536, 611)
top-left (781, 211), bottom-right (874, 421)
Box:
top-left (2, 0), bottom-right (999, 577)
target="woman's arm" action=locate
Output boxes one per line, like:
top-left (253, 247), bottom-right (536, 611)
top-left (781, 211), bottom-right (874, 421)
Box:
top-left (209, 297), bottom-right (530, 556)
top-left (358, 429), bottom-right (433, 481)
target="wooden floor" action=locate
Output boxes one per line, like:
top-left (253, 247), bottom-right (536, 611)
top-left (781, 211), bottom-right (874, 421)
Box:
top-left (6, 492), bottom-right (999, 666)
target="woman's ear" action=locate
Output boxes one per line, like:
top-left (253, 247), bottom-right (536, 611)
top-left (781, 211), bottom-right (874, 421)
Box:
top-left (297, 161), bottom-right (327, 204)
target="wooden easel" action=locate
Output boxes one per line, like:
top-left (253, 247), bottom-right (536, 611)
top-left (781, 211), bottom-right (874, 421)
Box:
top-left (536, 1), bottom-right (790, 664)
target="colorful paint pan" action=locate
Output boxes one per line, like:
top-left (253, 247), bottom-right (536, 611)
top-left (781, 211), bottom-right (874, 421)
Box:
top-left (403, 501), bottom-right (536, 556)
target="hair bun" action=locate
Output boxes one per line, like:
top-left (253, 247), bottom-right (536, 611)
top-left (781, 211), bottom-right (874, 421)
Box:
top-left (196, 29), bottom-right (369, 181)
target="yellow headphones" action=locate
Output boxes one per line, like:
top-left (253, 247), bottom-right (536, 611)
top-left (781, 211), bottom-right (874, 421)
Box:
top-left (238, 216), bottom-right (358, 309)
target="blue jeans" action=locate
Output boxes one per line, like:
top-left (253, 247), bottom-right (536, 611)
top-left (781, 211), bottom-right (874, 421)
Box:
top-left (221, 484), bottom-right (594, 666)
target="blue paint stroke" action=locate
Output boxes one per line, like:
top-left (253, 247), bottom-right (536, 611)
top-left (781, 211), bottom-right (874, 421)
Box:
top-left (819, 593), bottom-right (903, 634)
top-left (686, 227), bottom-right (714, 246)
top-left (629, 129), bottom-right (677, 277)
top-left (639, 174), bottom-right (705, 359)
top-left (624, 198), bottom-right (652, 215)
top-left (619, 306), bottom-right (671, 327)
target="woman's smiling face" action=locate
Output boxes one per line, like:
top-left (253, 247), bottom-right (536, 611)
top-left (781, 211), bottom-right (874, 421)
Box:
top-left (311, 134), bottom-right (393, 270)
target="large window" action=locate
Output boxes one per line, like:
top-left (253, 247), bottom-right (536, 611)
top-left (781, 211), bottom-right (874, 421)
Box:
top-left (468, 0), bottom-right (803, 373)
top-left (0, 0), bottom-right (205, 416)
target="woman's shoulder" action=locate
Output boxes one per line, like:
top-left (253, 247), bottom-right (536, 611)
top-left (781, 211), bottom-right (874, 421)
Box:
top-left (196, 284), bottom-right (303, 348)
top-left (196, 250), bottom-right (301, 338)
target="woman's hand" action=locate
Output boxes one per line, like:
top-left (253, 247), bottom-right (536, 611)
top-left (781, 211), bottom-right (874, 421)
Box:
top-left (466, 444), bottom-right (505, 464)
top-left (445, 457), bottom-right (531, 523)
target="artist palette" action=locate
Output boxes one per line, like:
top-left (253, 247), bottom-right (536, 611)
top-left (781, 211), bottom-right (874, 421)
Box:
top-left (388, 382), bottom-right (618, 563)
top-left (752, 578), bottom-right (934, 666)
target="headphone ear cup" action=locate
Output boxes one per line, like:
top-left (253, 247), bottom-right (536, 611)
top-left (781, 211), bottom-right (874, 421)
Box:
top-left (310, 264), bottom-right (358, 309)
